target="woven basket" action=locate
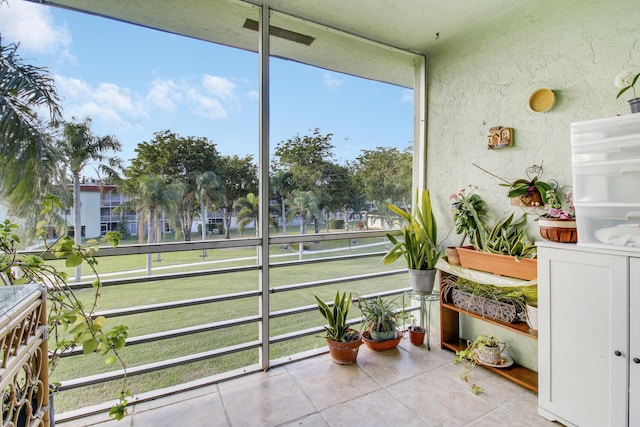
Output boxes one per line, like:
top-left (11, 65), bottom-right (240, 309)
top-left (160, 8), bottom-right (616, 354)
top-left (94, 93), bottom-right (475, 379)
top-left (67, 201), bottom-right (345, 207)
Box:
top-left (451, 288), bottom-right (519, 323)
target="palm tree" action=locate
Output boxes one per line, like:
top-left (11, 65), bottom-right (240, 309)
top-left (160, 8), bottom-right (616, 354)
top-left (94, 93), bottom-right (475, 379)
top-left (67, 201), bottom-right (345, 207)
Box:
top-left (287, 190), bottom-right (319, 235)
top-left (270, 170), bottom-right (293, 235)
top-left (195, 171), bottom-right (224, 257)
top-left (122, 175), bottom-right (184, 272)
top-left (233, 193), bottom-right (278, 237)
top-left (0, 39), bottom-right (62, 215)
top-left (57, 117), bottom-right (122, 280)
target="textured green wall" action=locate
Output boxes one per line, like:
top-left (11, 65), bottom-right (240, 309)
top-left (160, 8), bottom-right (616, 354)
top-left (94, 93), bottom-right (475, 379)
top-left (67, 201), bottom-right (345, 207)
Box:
top-left (427, 0), bottom-right (639, 370)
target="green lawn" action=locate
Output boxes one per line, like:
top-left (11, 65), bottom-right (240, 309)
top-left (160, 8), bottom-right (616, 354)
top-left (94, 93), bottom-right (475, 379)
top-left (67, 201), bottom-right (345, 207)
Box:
top-left (50, 234), bottom-right (407, 413)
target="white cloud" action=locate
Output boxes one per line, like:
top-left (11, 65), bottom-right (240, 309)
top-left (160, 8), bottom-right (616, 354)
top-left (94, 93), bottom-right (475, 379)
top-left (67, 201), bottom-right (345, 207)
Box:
top-left (247, 90), bottom-right (259, 100)
top-left (202, 74), bottom-right (237, 102)
top-left (323, 72), bottom-right (342, 90)
top-left (55, 75), bottom-right (147, 126)
top-left (187, 88), bottom-right (227, 120)
top-left (0, 1), bottom-right (72, 57)
top-left (146, 79), bottom-right (182, 110)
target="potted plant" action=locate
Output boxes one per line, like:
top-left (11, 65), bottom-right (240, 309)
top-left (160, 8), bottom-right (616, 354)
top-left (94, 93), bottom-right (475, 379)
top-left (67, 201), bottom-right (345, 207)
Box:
top-left (453, 334), bottom-right (508, 394)
top-left (502, 175), bottom-right (555, 208)
top-left (449, 187), bottom-right (488, 265)
top-left (382, 189), bottom-right (441, 294)
top-left (406, 315), bottom-right (426, 345)
top-left (0, 215), bottom-right (131, 421)
top-left (615, 70), bottom-right (640, 113)
top-left (537, 187), bottom-right (577, 243)
top-left (314, 291), bottom-right (362, 364)
top-left (356, 294), bottom-right (404, 350)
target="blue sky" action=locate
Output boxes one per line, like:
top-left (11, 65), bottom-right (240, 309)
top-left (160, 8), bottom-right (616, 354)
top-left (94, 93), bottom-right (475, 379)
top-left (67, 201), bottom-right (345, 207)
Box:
top-left (0, 1), bottom-right (414, 169)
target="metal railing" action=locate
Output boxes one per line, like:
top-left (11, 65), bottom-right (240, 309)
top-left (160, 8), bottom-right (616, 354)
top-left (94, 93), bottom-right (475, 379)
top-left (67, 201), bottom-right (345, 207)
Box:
top-left (35, 229), bottom-right (411, 421)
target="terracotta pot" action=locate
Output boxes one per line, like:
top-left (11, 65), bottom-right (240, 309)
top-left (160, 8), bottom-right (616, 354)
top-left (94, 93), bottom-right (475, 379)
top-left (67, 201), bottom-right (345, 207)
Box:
top-left (408, 269), bottom-right (436, 295)
top-left (455, 246), bottom-right (537, 280)
top-left (445, 247), bottom-right (461, 266)
top-left (362, 330), bottom-right (401, 351)
top-left (408, 328), bottom-right (426, 345)
top-left (326, 330), bottom-right (362, 364)
top-left (539, 217), bottom-right (577, 243)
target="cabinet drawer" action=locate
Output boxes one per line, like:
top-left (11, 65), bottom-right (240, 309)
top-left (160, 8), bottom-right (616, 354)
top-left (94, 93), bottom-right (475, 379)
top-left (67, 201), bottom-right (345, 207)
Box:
top-left (573, 158), bottom-right (640, 203)
top-left (575, 204), bottom-right (640, 251)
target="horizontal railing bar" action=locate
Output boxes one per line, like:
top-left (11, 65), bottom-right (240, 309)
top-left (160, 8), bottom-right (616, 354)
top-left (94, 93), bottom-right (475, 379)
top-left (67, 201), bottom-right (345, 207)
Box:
top-left (67, 264), bottom-right (261, 290)
top-left (269, 269), bottom-right (406, 294)
top-left (32, 237), bottom-right (263, 259)
top-left (269, 251), bottom-right (387, 268)
top-left (93, 290), bottom-right (261, 318)
top-left (59, 340), bottom-right (263, 390)
top-left (59, 315), bottom-right (262, 357)
top-left (268, 230), bottom-right (390, 244)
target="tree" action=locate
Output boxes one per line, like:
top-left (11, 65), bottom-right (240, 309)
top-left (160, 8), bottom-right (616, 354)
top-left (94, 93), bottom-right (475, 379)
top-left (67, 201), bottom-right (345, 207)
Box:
top-left (234, 193), bottom-right (277, 236)
top-left (127, 130), bottom-right (221, 240)
top-left (273, 128), bottom-right (334, 192)
top-left (287, 190), bottom-right (319, 235)
top-left (269, 170), bottom-right (294, 235)
top-left (219, 154), bottom-right (258, 239)
top-left (57, 117), bottom-right (122, 281)
top-left (353, 146), bottom-right (412, 206)
top-left (195, 171), bottom-right (225, 241)
top-left (0, 39), bottom-right (62, 215)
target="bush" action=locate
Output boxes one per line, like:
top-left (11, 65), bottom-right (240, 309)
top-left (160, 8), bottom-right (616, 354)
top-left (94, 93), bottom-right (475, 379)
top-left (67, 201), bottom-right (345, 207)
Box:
top-left (329, 219), bottom-right (345, 229)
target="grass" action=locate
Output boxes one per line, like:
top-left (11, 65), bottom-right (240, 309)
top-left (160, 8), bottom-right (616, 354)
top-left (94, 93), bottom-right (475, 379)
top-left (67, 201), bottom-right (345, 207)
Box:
top-left (50, 233), bottom-right (408, 413)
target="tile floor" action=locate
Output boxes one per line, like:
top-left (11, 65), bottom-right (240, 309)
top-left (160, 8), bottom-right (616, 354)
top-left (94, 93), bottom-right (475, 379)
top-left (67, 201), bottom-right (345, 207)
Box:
top-left (58, 333), bottom-right (559, 427)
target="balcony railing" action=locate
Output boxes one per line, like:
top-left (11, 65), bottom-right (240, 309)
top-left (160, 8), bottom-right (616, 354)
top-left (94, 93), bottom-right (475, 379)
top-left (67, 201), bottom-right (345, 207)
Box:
top-left (30, 229), bottom-right (413, 422)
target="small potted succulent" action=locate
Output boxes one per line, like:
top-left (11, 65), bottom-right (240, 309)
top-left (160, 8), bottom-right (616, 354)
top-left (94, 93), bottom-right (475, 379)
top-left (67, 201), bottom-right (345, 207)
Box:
top-left (406, 315), bottom-right (426, 345)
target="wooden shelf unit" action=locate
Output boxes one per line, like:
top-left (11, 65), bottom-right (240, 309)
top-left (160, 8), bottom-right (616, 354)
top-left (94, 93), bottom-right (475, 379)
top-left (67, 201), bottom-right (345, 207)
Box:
top-left (439, 271), bottom-right (539, 393)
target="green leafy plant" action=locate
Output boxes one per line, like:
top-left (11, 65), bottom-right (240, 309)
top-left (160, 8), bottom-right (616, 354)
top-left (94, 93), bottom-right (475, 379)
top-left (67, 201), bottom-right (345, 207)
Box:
top-left (0, 199), bottom-right (131, 420)
top-left (382, 189), bottom-right (441, 270)
top-left (615, 70), bottom-right (640, 100)
top-left (453, 334), bottom-right (505, 395)
top-left (450, 186), bottom-right (488, 247)
top-left (356, 294), bottom-right (407, 340)
top-left (481, 212), bottom-right (537, 260)
top-left (314, 291), bottom-right (359, 342)
top-left (501, 176), bottom-right (554, 207)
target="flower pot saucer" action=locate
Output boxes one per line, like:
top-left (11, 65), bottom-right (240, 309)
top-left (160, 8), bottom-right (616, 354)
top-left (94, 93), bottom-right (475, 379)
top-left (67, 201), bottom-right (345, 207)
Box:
top-left (476, 353), bottom-right (514, 368)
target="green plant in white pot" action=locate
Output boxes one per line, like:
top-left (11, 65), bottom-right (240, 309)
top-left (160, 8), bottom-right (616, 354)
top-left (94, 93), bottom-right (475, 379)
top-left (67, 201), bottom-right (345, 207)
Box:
top-left (382, 189), bottom-right (441, 295)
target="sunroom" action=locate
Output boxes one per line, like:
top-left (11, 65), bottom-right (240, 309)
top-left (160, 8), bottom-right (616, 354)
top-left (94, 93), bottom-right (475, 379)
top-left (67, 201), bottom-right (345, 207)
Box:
top-left (4, 0), bottom-right (640, 426)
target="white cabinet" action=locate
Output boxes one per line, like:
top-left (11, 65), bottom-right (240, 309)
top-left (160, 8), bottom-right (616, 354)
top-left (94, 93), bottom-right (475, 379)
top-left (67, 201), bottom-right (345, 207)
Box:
top-left (538, 242), bottom-right (639, 427)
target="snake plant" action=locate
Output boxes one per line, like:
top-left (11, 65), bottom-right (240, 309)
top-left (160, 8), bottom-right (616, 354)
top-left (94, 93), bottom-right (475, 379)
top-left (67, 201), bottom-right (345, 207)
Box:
top-left (315, 291), bottom-right (359, 342)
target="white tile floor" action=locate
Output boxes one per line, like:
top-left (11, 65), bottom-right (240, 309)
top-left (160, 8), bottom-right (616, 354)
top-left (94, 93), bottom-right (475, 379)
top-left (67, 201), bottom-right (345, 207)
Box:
top-left (58, 333), bottom-right (560, 427)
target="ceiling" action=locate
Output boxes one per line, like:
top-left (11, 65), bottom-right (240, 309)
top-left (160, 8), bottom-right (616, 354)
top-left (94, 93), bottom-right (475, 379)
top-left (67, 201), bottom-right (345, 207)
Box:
top-left (32, 0), bottom-right (527, 87)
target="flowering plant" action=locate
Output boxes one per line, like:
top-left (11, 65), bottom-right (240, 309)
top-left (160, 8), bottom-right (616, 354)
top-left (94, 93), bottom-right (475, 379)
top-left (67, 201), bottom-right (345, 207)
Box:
top-left (615, 70), bottom-right (640, 100)
top-left (542, 188), bottom-right (575, 219)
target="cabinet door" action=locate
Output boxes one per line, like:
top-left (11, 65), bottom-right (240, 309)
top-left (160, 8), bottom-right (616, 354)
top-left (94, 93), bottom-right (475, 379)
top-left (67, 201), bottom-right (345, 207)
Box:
top-left (630, 258), bottom-right (640, 427)
top-left (538, 247), bottom-right (628, 427)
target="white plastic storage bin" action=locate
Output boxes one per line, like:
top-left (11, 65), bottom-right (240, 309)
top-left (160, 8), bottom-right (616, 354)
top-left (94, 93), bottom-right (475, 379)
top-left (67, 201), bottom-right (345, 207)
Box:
top-left (574, 203), bottom-right (640, 251)
top-left (572, 158), bottom-right (640, 203)
top-left (571, 114), bottom-right (640, 161)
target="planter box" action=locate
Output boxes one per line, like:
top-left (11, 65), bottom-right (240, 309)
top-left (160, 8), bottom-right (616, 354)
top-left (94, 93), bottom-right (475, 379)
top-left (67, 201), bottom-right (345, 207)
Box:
top-left (455, 247), bottom-right (537, 280)
top-left (450, 288), bottom-right (519, 323)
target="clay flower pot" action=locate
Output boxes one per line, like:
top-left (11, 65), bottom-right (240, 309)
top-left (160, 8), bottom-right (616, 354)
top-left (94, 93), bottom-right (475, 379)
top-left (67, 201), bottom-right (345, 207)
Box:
top-left (326, 330), bottom-right (363, 365)
top-left (408, 327), bottom-right (426, 345)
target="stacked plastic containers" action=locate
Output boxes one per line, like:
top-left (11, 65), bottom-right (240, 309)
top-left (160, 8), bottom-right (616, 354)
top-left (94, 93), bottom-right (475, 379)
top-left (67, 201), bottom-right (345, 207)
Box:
top-left (571, 113), bottom-right (640, 251)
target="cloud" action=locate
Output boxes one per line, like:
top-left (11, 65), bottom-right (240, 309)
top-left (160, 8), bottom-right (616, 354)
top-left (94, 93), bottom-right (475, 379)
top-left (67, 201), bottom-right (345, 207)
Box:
top-left (202, 75), bottom-right (237, 102)
top-left (147, 79), bottom-right (182, 110)
top-left (55, 75), bottom-right (147, 126)
top-left (323, 72), bottom-right (342, 90)
top-left (187, 88), bottom-right (228, 120)
top-left (0, 1), bottom-right (72, 58)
